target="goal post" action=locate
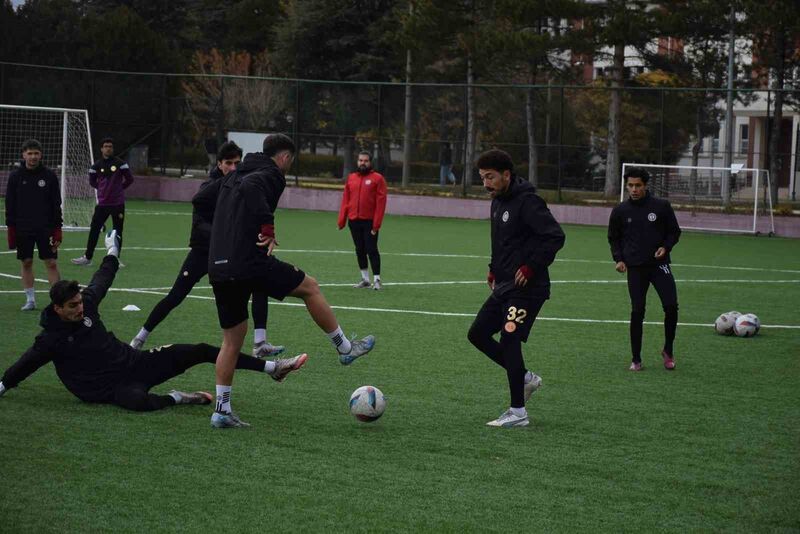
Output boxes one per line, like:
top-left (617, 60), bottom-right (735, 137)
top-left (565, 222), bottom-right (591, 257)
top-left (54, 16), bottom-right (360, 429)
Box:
top-left (0, 104), bottom-right (96, 230)
top-left (620, 162), bottom-right (776, 236)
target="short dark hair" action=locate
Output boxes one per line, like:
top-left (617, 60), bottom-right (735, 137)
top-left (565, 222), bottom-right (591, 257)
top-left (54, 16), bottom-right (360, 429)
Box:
top-left (357, 151), bottom-right (372, 161)
top-left (50, 280), bottom-right (81, 306)
top-left (217, 141), bottom-right (243, 162)
top-left (100, 137), bottom-right (114, 146)
top-left (263, 134), bottom-right (296, 157)
top-left (476, 149), bottom-right (514, 173)
top-left (21, 139), bottom-right (42, 153)
top-left (623, 167), bottom-right (650, 184)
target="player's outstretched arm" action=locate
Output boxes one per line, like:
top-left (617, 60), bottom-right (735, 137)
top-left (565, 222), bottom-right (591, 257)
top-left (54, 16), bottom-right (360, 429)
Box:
top-left (82, 255), bottom-right (120, 310)
top-left (1, 342), bottom-right (54, 395)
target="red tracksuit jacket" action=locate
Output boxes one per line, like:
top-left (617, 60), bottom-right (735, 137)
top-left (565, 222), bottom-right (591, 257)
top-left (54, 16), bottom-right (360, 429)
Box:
top-left (337, 170), bottom-right (388, 231)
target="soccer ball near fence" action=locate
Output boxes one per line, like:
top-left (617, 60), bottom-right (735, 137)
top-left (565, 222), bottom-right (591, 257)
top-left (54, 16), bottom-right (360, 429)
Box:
top-left (349, 386), bottom-right (386, 422)
top-left (733, 314), bottom-right (761, 338)
top-left (714, 311), bottom-right (741, 335)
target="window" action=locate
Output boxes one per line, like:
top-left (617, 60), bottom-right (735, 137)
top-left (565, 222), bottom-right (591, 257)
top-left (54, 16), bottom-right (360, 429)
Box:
top-left (739, 124), bottom-right (749, 155)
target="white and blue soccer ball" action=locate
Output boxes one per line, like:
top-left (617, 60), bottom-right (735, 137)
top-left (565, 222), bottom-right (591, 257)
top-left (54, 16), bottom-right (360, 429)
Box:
top-left (714, 311), bottom-right (741, 335)
top-left (734, 313), bottom-right (761, 337)
top-left (349, 386), bottom-right (386, 422)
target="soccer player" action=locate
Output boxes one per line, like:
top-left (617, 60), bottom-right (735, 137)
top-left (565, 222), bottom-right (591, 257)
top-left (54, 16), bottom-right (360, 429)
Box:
top-left (0, 231), bottom-right (307, 412)
top-left (4, 139), bottom-right (63, 311)
top-left (467, 149), bottom-right (565, 428)
top-left (337, 151), bottom-right (387, 290)
top-left (608, 167), bottom-right (681, 371)
top-left (197, 133), bottom-right (375, 429)
top-left (72, 138), bottom-right (133, 266)
top-left (130, 142), bottom-right (284, 358)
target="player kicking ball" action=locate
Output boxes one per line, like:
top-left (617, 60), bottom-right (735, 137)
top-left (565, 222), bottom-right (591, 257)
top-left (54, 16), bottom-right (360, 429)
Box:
top-left (467, 150), bottom-right (565, 428)
top-left (0, 231), bottom-right (307, 413)
top-left (195, 133), bottom-right (375, 429)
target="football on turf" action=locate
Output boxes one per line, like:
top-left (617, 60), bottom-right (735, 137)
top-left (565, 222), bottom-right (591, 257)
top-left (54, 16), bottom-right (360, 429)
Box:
top-left (349, 386), bottom-right (386, 422)
top-left (714, 311), bottom-right (741, 335)
top-left (734, 313), bottom-right (760, 337)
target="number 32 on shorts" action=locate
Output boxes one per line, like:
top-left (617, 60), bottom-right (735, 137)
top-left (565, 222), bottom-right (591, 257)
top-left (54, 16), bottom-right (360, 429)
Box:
top-left (505, 306), bottom-right (527, 333)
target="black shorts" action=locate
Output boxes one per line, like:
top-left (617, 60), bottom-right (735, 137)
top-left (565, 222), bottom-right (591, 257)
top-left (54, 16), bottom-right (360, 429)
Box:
top-left (471, 293), bottom-right (547, 343)
top-left (17, 229), bottom-right (57, 260)
top-left (211, 258), bottom-right (305, 329)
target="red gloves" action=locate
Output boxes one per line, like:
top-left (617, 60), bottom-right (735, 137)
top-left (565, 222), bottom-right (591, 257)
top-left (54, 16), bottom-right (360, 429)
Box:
top-left (51, 227), bottom-right (63, 246)
top-left (7, 226), bottom-right (16, 250)
top-left (260, 224), bottom-right (275, 239)
top-left (517, 265), bottom-right (533, 282)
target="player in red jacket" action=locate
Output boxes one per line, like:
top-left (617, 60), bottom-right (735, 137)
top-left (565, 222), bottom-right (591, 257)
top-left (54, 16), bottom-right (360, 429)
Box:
top-left (337, 152), bottom-right (388, 290)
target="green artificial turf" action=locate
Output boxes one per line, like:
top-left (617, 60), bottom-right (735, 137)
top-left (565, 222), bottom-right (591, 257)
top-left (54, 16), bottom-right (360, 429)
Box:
top-left (0, 201), bottom-right (798, 532)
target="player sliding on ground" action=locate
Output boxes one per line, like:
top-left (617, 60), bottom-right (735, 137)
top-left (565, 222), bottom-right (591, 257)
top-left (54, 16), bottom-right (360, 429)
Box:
top-left (130, 141), bottom-right (284, 358)
top-left (0, 231), bottom-right (307, 412)
top-left (607, 167), bottom-right (681, 371)
top-left (195, 133), bottom-right (375, 429)
top-left (467, 149), bottom-right (565, 428)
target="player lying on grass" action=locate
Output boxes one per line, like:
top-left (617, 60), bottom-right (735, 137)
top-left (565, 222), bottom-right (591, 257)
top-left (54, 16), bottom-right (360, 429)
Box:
top-left (0, 231), bottom-right (307, 412)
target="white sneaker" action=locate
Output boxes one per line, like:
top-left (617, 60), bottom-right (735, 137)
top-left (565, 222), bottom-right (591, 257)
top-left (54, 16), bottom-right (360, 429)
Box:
top-left (20, 301), bottom-right (36, 311)
top-left (373, 280), bottom-right (382, 290)
top-left (130, 337), bottom-right (145, 350)
top-left (105, 230), bottom-right (120, 257)
top-left (486, 409), bottom-right (529, 428)
top-left (268, 353), bottom-right (309, 382)
top-left (524, 373), bottom-right (542, 403)
top-left (71, 255), bottom-right (92, 266)
top-left (353, 279), bottom-right (371, 289)
top-left (253, 341), bottom-right (286, 358)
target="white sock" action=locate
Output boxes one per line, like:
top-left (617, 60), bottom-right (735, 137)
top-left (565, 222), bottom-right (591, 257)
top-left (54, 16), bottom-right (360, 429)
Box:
top-left (327, 326), bottom-right (352, 354)
top-left (510, 406), bottom-right (527, 417)
top-left (373, 274), bottom-right (381, 282)
top-left (24, 287), bottom-right (35, 303)
top-left (168, 391), bottom-right (182, 403)
top-left (254, 328), bottom-right (267, 344)
top-left (524, 370), bottom-right (533, 383)
top-left (263, 360), bottom-right (276, 374)
top-left (360, 269), bottom-right (369, 281)
top-left (136, 327), bottom-right (150, 341)
top-left (215, 385), bottom-right (232, 413)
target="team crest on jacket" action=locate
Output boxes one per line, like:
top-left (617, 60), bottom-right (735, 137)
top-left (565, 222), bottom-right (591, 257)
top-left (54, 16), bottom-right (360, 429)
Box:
top-left (83, 317), bottom-right (93, 327)
top-left (648, 213), bottom-right (657, 222)
top-left (502, 211), bottom-right (510, 222)
top-left (37, 179), bottom-right (45, 187)
top-left (365, 179), bottom-right (372, 185)
top-left (111, 165), bottom-right (117, 172)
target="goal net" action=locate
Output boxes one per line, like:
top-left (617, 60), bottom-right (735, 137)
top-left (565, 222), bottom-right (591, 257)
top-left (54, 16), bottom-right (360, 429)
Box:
top-left (0, 105), bottom-right (96, 229)
top-left (620, 163), bottom-right (776, 235)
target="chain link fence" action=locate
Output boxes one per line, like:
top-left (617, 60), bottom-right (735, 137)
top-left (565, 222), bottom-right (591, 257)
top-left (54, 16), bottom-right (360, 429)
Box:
top-left (1, 62), bottom-right (797, 200)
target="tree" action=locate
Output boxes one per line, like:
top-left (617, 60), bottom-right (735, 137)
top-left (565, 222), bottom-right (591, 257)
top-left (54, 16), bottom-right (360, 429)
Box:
top-left (742, 0), bottom-right (800, 204)
top-left (577, 1), bottom-right (660, 198)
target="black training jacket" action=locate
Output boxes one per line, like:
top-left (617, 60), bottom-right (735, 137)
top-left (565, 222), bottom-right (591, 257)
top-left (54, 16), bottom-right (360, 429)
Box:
top-left (0, 256), bottom-right (144, 402)
top-left (607, 192), bottom-right (681, 266)
top-left (202, 153), bottom-right (285, 281)
top-left (489, 176), bottom-right (566, 298)
top-left (4, 162), bottom-right (63, 231)
top-left (188, 166), bottom-right (224, 251)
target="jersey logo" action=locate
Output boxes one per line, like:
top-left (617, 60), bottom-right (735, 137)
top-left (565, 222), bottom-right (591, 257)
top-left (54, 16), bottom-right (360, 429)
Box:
top-left (365, 179), bottom-right (372, 185)
top-left (83, 317), bottom-right (93, 327)
top-left (648, 213), bottom-right (657, 222)
top-left (502, 211), bottom-right (510, 222)
top-left (627, 217), bottom-right (632, 223)
top-left (111, 165), bottom-right (117, 172)
top-left (37, 179), bottom-right (46, 187)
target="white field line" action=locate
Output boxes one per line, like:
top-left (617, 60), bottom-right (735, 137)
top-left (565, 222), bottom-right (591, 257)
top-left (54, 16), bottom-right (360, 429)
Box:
top-left (1, 274), bottom-right (798, 329)
top-left (1, 245), bottom-right (798, 275)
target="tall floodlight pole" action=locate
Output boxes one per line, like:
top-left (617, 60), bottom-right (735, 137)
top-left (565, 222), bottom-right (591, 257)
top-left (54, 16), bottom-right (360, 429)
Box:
top-left (722, 5), bottom-right (735, 207)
